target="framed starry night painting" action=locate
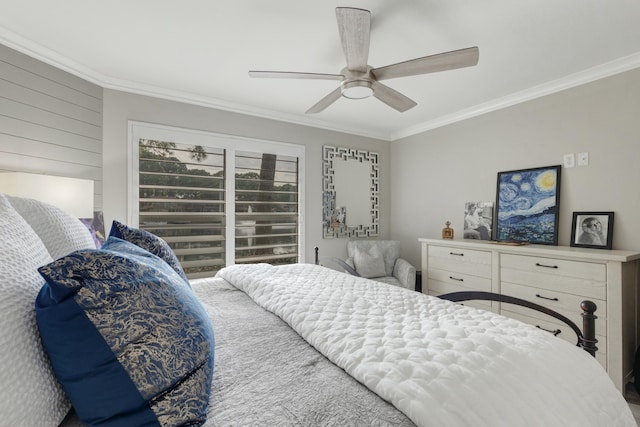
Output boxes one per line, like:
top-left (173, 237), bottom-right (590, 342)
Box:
top-left (494, 165), bottom-right (561, 245)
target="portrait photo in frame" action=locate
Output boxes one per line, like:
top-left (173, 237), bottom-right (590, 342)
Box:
top-left (463, 201), bottom-right (493, 240)
top-left (494, 165), bottom-right (561, 245)
top-left (570, 212), bottom-right (614, 249)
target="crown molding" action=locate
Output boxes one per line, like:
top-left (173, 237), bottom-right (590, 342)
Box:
top-left (104, 78), bottom-right (390, 141)
top-left (390, 52), bottom-right (640, 141)
top-left (0, 27), bottom-right (103, 86)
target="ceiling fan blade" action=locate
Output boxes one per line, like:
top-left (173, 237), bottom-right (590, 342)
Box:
top-left (335, 7), bottom-right (371, 72)
top-left (371, 47), bottom-right (479, 81)
top-left (306, 87), bottom-right (342, 114)
top-left (249, 71), bottom-right (343, 80)
top-left (371, 81), bottom-right (417, 112)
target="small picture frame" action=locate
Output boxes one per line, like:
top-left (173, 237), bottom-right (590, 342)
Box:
top-left (570, 212), bottom-right (614, 249)
top-left (463, 201), bottom-right (493, 240)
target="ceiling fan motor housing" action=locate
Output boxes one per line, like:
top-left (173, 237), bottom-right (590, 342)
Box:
top-left (340, 67), bottom-right (374, 99)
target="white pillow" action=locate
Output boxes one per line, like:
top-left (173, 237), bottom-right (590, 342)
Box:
top-left (354, 245), bottom-right (387, 278)
top-left (7, 195), bottom-right (96, 260)
top-left (0, 194), bottom-right (70, 426)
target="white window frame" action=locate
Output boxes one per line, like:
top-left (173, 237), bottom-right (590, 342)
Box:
top-left (128, 121), bottom-right (305, 265)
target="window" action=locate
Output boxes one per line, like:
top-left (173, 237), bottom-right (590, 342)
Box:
top-left (235, 151), bottom-right (299, 265)
top-left (129, 122), bottom-right (304, 278)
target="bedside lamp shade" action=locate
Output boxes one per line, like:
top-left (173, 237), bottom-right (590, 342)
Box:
top-left (0, 172), bottom-right (94, 218)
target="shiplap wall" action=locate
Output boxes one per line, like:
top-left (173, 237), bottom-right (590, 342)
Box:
top-left (0, 44), bottom-right (103, 209)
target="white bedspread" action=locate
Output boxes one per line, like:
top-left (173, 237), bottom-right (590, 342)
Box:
top-left (217, 263), bottom-right (634, 427)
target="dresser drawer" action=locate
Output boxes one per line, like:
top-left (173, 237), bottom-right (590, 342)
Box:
top-left (427, 268), bottom-right (492, 311)
top-left (428, 246), bottom-right (491, 278)
top-left (501, 254), bottom-right (606, 300)
top-left (502, 309), bottom-right (607, 369)
top-left (501, 282), bottom-right (608, 326)
top-left (429, 268), bottom-right (491, 292)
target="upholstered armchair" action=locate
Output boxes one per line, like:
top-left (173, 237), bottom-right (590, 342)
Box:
top-left (345, 240), bottom-right (416, 290)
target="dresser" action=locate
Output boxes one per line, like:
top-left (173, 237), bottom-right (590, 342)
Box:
top-left (419, 237), bottom-right (640, 393)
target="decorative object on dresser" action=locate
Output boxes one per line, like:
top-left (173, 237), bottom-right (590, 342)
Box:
top-left (419, 237), bottom-right (640, 393)
top-left (442, 220), bottom-right (454, 239)
top-left (463, 201), bottom-right (493, 240)
top-left (570, 211), bottom-right (614, 249)
top-left (494, 165), bottom-right (561, 245)
top-left (322, 145), bottom-right (379, 239)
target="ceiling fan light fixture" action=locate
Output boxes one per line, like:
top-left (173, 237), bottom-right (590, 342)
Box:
top-left (341, 80), bottom-right (373, 99)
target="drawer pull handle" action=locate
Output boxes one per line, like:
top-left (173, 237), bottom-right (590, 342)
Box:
top-left (449, 252), bottom-right (464, 256)
top-left (535, 293), bottom-right (559, 302)
top-left (449, 276), bottom-right (464, 282)
top-left (535, 262), bottom-right (558, 269)
top-left (536, 325), bottom-right (561, 336)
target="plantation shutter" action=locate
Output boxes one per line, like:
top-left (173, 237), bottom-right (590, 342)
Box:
top-left (138, 139), bottom-right (225, 279)
top-left (234, 150), bottom-right (299, 265)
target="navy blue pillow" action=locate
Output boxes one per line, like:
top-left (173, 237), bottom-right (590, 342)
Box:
top-left (35, 237), bottom-right (214, 427)
top-left (108, 220), bottom-right (189, 285)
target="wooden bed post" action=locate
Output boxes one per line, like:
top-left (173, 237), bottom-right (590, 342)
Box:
top-left (314, 246), bottom-right (319, 265)
top-left (580, 300), bottom-right (598, 357)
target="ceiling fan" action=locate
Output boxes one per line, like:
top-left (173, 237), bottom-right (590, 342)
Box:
top-left (249, 7), bottom-right (479, 114)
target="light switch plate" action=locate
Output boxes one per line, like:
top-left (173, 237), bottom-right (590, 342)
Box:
top-left (563, 153), bottom-right (575, 168)
top-left (577, 152), bottom-right (589, 166)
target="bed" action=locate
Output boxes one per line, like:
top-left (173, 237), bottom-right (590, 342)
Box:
top-left (0, 192), bottom-right (635, 427)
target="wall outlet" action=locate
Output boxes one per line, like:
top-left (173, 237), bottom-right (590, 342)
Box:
top-left (577, 152), bottom-right (589, 166)
top-left (563, 153), bottom-right (575, 168)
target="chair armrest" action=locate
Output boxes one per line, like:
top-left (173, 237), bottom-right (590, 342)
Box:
top-left (393, 258), bottom-right (416, 290)
top-left (345, 257), bottom-right (355, 270)
top-left (313, 246), bottom-right (360, 276)
top-left (318, 257), bottom-right (360, 276)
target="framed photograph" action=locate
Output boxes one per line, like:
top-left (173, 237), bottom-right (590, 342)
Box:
top-left (494, 165), bottom-right (561, 245)
top-left (463, 201), bottom-right (493, 240)
top-left (570, 212), bottom-right (614, 249)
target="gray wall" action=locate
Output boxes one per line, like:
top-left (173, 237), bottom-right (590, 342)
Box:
top-left (0, 44), bottom-right (103, 209)
top-left (102, 89), bottom-right (390, 263)
top-left (391, 68), bottom-right (640, 268)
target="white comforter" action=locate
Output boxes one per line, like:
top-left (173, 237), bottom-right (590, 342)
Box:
top-left (217, 263), bottom-right (634, 427)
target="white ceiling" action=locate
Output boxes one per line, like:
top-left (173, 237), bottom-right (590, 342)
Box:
top-left (1, 0), bottom-right (640, 141)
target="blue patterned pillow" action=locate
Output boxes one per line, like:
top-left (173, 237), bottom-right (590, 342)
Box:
top-left (108, 220), bottom-right (189, 284)
top-left (35, 237), bottom-right (215, 427)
